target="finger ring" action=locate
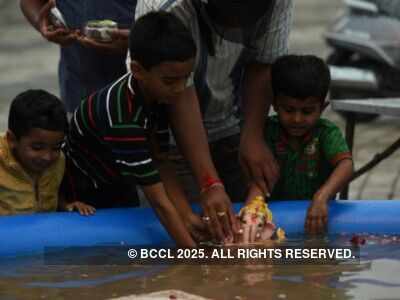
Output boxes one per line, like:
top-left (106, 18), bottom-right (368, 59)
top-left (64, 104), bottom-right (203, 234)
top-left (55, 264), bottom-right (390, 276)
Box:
top-left (217, 211), bottom-right (226, 217)
top-left (202, 216), bottom-right (210, 222)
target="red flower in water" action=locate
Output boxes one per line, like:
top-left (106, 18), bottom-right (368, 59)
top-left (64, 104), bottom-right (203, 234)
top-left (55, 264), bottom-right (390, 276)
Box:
top-left (350, 235), bottom-right (366, 246)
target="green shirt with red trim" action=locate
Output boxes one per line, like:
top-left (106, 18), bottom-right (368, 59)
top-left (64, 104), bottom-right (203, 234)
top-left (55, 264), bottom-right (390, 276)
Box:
top-left (265, 116), bottom-right (352, 200)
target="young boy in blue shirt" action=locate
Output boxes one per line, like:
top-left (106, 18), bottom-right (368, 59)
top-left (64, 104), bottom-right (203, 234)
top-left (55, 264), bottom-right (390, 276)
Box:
top-left (240, 55), bottom-right (354, 242)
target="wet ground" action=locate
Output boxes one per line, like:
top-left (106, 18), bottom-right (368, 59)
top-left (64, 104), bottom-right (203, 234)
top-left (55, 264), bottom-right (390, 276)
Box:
top-left (1, 234), bottom-right (400, 300)
top-left (1, 0), bottom-right (400, 199)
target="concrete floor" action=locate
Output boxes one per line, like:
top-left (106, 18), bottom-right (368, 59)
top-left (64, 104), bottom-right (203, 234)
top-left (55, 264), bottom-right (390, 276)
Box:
top-left (1, 0), bottom-right (399, 199)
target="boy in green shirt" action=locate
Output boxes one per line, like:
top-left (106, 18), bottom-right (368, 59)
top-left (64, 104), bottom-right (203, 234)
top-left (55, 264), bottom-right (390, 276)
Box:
top-left (240, 55), bottom-right (354, 241)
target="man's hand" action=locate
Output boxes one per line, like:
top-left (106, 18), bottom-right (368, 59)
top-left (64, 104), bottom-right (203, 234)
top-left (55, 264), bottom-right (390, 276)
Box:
top-left (65, 201), bottom-right (96, 216)
top-left (239, 130), bottom-right (280, 196)
top-left (305, 199), bottom-right (328, 235)
top-left (183, 213), bottom-right (211, 242)
top-left (199, 186), bottom-right (239, 243)
top-left (76, 29), bottom-right (129, 54)
top-left (37, 0), bottom-right (76, 46)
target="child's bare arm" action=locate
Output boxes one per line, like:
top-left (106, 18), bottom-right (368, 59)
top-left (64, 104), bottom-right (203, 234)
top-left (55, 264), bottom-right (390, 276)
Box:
top-left (141, 182), bottom-right (196, 247)
top-left (306, 158), bottom-right (354, 234)
top-left (58, 192), bottom-right (96, 216)
top-left (158, 160), bottom-right (210, 242)
top-left (149, 131), bottom-right (209, 242)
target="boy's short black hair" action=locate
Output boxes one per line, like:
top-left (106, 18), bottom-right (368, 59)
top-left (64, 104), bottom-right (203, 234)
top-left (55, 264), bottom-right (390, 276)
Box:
top-left (8, 89), bottom-right (68, 140)
top-left (129, 11), bottom-right (196, 70)
top-left (207, 0), bottom-right (272, 26)
top-left (271, 55), bottom-right (331, 104)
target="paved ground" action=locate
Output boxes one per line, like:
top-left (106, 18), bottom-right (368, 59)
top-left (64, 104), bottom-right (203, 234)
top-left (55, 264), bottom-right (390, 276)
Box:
top-left (1, 0), bottom-right (399, 199)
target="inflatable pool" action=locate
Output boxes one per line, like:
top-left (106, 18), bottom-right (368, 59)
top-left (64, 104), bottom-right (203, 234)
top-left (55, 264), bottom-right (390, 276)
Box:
top-left (1, 200), bottom-right (399, 258)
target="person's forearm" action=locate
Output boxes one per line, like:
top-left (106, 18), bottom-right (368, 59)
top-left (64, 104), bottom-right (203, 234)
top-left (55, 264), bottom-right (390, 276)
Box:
top-left (20, 0), bottom-right (47, 31)
top-left (314, 159), bottom-right (354, 202)
top-left (241, 63), bottom-right (272, 137)
top-left (158, 161), bottom-right (195, 217)
top-left (169, 87), bottom-right (220, 187)
top-left (142, 183), bottom-right (196, 247)
top-left (150, 133), bottom-right (194, 214)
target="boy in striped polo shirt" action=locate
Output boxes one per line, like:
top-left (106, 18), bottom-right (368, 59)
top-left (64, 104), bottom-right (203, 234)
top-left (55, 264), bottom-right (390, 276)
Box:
top-left (240, 55), bottom-right (354, 242)
top-left (62, 11), bottom-right (199, 247)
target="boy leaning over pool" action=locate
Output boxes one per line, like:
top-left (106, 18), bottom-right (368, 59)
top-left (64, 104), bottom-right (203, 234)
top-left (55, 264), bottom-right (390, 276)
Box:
top-left (61, 12), bottom-right (204, 247)
top-left (240, 55), bottom-right (354, 242)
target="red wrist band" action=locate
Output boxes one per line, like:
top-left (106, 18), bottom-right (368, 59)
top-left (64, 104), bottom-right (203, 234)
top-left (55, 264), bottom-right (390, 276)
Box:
top-left (201, 176), bottom-right (224, 194)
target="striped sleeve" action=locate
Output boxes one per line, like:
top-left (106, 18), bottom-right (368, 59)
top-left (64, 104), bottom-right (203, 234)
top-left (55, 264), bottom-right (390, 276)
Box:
top-left (252, 0), bottom-right (293, 63)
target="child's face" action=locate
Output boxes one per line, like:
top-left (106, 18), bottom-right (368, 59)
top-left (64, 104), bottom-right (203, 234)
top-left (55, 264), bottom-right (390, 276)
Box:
top-left (132, 58), bottom-right (194, 104)
top-left (8, 128), bottom-right (64, 176)
top-left (273, 95), bottom-right (323, 138)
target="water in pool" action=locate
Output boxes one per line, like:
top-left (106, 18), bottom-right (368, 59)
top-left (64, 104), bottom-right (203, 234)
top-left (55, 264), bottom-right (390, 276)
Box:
top-left (1, 234), bottom-right (400, 300)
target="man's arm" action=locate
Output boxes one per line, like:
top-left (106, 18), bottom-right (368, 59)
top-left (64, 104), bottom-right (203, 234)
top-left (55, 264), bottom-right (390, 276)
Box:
top-left (20, 0), bottom-right (76, 45)
top-left (306, 159), bottom-right (354, 234)
top-left (141, 182), bottom-right (196, 247)
top-left (240, 63), bottom-right (280, 196)
top-left (168, 87), bottom-right (239, 242)
top-left (20, 0), bottom-right (47, 30)
top-left (168, 87), bottom-right (217, 187)
top-left (239, 0), bottom-right (293, 196)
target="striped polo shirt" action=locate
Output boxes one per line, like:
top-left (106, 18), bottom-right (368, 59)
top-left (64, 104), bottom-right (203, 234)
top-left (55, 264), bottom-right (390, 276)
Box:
top-left (133, 0), bottom-right (293, 142)
top-left (64, 73), bottom-right (170, 188)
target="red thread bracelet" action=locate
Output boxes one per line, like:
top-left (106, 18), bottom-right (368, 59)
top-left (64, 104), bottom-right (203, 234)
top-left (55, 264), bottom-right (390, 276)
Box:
top-left (201, 176), bottom-right (224, 194)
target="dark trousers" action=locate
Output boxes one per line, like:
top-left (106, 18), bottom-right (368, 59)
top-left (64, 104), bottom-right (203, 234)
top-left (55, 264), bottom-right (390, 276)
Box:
top-left (170, 133), bottom-right (247, 202)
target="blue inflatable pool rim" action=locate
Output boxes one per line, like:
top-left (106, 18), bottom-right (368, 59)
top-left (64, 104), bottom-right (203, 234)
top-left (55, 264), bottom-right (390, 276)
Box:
top-left (1, 200), bottom-right (399, 258)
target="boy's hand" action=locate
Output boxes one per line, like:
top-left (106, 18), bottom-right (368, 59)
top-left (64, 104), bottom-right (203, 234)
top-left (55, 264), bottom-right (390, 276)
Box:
top-left (65, 201), bottom-right (96, 216)
top-left (199, 186), bottom-right (239, 243)
top-left (184, 213), bottom-right (211, 242)
top-left (305, 199), bottom-right (328, 234)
